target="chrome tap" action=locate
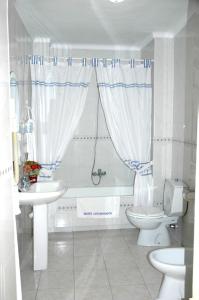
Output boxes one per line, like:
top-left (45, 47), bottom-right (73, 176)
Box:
top-left (92, 168), bottom-right (106, 177)
top-left (18, 175), bottom-right (31, 192)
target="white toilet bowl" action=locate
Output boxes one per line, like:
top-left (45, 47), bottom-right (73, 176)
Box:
top-left (126, 179), bottom-right (185, 247)
top-left (126, 206), bottom-right (178, 246)
top-left (149, 247), bottom-right (186, 299)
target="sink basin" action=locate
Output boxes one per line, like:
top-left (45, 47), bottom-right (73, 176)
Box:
top-left (18, 180), bottom-right (66, 205)
top-left (17, 180), bottom-right (66, 271)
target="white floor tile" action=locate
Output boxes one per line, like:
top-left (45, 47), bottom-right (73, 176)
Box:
top-left (74, 239), bottom-right (101, 257)
top-left (146, 283), bottom-right (161, 299)
top-left (121, 228), bottom-right (139, 244)
top-left (112, 285), bottom-right (152, 300)
top-left (21, 270), bottom-right (41, 292)
top-left (75, 268), bottom-right (109, 289)
top-left (98, 229), bottom-right (122, 238)
top-left (138, 265), bottom-right (163, 285)
top-left (74, 254), bottom-right (105, 271)
top-left (107, 266), bottom-right (145, 286)
top-left (48, 241), bottom-right (74, 257)
top-left (36, 289), bottom-right (74, 300)
top-left (20, 254), bottom-right (33, 272)
top-left (48, 255), bottom-right (74, 271)
top-left (49, 232), bottom-right (73, 242)
top-left (74, 238), bottom-right (99, 247)
top-left (129, 245), bottom-right (159, 268)
top-left (103, 252), bottom-right (137, 269)
top-left (100, 236), bottom-right (130, 255)
top-left (75, 287), bottom-right (112, 300)
top-left (73, 230), bottom-right (100, 240)
top-left (22, 290), bottom-right (37, 300)
top-left (39, 271), bottom-right (74, 290)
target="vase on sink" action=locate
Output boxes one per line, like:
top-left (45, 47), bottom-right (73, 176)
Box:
top-left (23, 161), bottom-right (41, 184)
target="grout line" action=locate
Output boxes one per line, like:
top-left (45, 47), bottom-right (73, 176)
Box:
top-left (72, 231), bottom-right (75, 300)
top-left (141, 278), bottom-right (155, 300)
top-left (100, 237), bottom-right (114, 300)
top-left (136, 255), bottom-right (162, 300)
top-left (34, 270), bottom-right (41, 300)
top-left (125, 232), bottom-right (155, 300)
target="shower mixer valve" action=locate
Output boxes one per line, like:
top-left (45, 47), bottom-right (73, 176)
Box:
top-left (92, 168), bottom-right (106, 177)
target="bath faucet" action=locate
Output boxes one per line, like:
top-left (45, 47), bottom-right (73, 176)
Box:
top-left (92, 168), bottom-right (106, 177)
top-left (18, 175), bottom-right (31, 192)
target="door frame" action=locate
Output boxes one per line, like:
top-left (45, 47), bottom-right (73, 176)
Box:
top-left (191, 109), bottom-right (199, 299)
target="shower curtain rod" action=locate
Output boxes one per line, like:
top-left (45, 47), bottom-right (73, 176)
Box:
top-left (11, 55), bottom-right (154, 64)
top-left (30, 56), bottom-right (154, 61)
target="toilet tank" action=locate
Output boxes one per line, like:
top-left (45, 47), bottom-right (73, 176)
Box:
top-left (163, 179), bottom-right (184, 216)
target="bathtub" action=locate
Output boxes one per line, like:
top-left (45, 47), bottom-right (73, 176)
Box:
top-left (48, 186), bottom-right (134, 232)
top-left (63, 185), bottom-right (133, 198)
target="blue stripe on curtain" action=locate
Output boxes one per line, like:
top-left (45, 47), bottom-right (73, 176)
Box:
top-left (124, 160), bottom-right (152, 176)
top-left (11, 81), bottom-right (151, 88)
top-left (10, 83), bottom-right (17, 86)
top-left (10, 80), bottom-right (31, 86)
top-left (97, 83), bottom-right (152, 88)
top-left (39, 162), bottom-right (62, 178)
top-left (40, 161), bottom-right (61, 170)
top-left (31, 81), bottom-right (89, 87)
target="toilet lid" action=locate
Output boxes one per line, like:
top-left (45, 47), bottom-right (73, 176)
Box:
top-left (126, 206), bottom-right (164, 218)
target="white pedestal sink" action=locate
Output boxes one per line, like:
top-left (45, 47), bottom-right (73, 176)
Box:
top-left (18, 180), bottom-right (66, 271)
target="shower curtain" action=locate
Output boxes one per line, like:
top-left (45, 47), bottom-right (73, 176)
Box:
top-left (96, 61), bottom-right (153, 206)
top-left (30, 57), bottom-right (92, 178)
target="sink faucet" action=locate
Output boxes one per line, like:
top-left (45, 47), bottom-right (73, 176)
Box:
top-left (18, 175), bottom-right (31, 192)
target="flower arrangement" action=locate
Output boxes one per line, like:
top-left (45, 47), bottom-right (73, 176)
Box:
top-left (23, 161), bottom-right (41, 183)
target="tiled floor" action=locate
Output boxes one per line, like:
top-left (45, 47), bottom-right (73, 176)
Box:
top-left (21, 228), bottom-right (175, 300)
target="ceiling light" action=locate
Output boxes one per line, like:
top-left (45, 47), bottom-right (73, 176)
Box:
top-left (109, 0), bottom-right (125, 3)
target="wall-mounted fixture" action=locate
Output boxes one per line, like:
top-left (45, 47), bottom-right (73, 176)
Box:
top-left (92, 168), bottom-right (106, 178)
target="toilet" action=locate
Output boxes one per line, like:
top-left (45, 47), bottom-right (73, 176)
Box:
top-left (126, 179), bottom-right (185, 246)
top-left (149, 247), bottom-right (186, 299)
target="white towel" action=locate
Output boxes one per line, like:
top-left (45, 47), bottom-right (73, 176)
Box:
top-left (77, 196), bottom-right (120, 218)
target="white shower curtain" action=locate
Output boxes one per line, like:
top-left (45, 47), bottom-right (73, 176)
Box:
top-left (31, 58), bottom-right (92, 179)
top-left (96, 61), bottom-right (153, 206)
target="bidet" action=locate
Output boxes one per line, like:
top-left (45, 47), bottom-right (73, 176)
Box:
top-left (149, 248), bottom-right (185, 299)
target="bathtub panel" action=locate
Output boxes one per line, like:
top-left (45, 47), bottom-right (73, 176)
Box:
top-left (48, 188), bottom-right (134, 232)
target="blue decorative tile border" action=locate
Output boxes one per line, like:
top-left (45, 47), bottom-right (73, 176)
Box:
top-left (73, 136), bottom-right (111, 141)
top-left (72, 136), bottom-right (196, 146)
top-left (172, 139), bottom-right (196, 146)
top-left (57, 203), bottom-right (133, 211)
top-left (153, 137), bottom-right (196, 146)
top-left (153, 137), bottom-right (172, 142)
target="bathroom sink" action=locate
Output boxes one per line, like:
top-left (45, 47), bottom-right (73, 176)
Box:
top-left (18, 180), bottom-right (66, 205)
top-left (17, 180), bottom-right (66, 271)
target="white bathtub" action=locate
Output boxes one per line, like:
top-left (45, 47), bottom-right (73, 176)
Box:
top-left (63, 185), bottom-right (133, 198)
top-left (48, 186), bottom-right (134, 232)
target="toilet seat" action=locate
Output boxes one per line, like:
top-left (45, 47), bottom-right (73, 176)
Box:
top-left (126, 206), bottom-right (164, 218)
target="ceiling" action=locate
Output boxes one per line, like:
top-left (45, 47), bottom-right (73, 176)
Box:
top-left (16, 0), bottom-right (189, 50)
